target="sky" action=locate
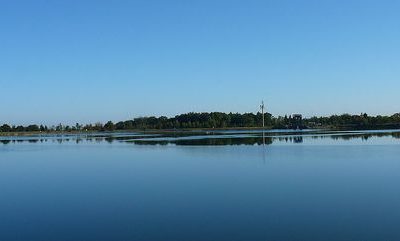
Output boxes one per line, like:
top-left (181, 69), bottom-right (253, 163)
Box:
top-left (1, 0), bottom-right (399, 125)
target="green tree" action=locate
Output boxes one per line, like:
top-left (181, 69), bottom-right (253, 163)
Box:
top-left (104, 121), bottom-right (115, 131)
top-left (0, 124), bottom-right (12, 132)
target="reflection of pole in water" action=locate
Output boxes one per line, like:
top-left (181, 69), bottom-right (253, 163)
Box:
top-left (262, 130), bottom-right (266, 163)
top-left (263, 130), bottom-right (265, 146)
top-left (257, 100), bottom-right (267, 162)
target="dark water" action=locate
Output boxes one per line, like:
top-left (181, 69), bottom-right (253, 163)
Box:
top-left (1, 130), bottom-right (400, 241)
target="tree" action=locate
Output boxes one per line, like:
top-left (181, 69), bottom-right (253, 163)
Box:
top-left (104, 121), bottom-right (115, 131)
top-left (56, 123), bottom-right (63, 131)
top-left (40, 125), bottom-right (46, 132)
top-left (0, 124), bottom-right (12, 132)
top-left (15, 125), bottom-right (25, 132)
top-left (26, 125), bottom-right (39, 132)
top-left (94, 122), bottom-right (103, 131)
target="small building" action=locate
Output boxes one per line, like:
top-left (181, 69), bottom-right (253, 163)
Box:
top-left (292, 114), bottom-right (303, 129)
top-left (293, 114), bottom-right (302, 121)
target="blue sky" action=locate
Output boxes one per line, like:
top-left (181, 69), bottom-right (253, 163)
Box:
top-left (1, 0), bottom-right (399, 125)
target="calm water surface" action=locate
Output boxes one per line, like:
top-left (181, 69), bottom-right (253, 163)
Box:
top-left (1, 130), bottom-right (400, 241)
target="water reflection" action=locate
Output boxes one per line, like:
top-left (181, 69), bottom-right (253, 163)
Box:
top-left (132, 136), bottom-right (274, 146)
top-left (1, 130), bottom-right (399, 146)
top-left (2, 131), bottom-right (400, 241)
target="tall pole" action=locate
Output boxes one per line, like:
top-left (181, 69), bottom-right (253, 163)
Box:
top-left (260, 101), bottom-right (265, 128)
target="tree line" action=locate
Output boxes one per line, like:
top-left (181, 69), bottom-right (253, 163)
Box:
top-left (1, 112), bottom-right (400, 133)
top-left (306, 113), bottom-right (400, 129)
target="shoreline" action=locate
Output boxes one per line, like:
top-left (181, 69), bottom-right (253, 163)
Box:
top-left (2, 126), bottom-right (400, 137)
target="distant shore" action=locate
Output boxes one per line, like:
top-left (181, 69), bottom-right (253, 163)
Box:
top-left (1, 112), bottom-right (400, 136)
top-left (2, 125), bottom-right (400, 137)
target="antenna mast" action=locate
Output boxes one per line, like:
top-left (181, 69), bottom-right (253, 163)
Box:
top-left (260, 101), bottom-right (265, 128)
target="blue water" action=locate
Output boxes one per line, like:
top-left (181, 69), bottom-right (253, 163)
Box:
top-left (1, 130), bottom-right (400, 241)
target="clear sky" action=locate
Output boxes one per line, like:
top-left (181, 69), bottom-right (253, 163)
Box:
top-left (1, 0), bottom-right (399, 125)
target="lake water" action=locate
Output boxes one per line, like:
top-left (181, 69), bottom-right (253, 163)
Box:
top-left (1, 130), bottom-right (400, 241)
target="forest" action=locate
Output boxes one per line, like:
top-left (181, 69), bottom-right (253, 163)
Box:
top-left (1, 112), bottom-right (400, 133)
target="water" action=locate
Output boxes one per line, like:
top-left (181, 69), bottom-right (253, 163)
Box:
top-left (1, 130), bottom-right (400, 241)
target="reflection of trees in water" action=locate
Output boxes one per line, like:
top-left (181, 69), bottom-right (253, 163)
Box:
top-left (133, 137), bottom-right (274, 146)
top-left (105, 137), bottom-right (114, 143)
top-left (276, 136), bottom-right (303, 143)
top-left (0, 140), bottom-right (11, 145)
top-left (116, 132), bottom-right (399, 145)
top-left (1, 131), bottom-right (400, 146)
top-left (293, 136), bottom-right (303, 143)
top-left (362, 135), bottom-right (369, 141)
top-left (392, 132), bottom-right (400, 139)
top-left (330, 133), bottom-right (393, 141)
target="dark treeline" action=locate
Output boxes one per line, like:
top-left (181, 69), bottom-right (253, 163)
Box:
top-left (306, 113), bottom-right (400, 129)
top-left (1, 112), bottom-right (400, 133)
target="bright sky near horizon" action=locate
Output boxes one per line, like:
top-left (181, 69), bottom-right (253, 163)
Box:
top-left (1, 0), bottom-right (399, 125)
